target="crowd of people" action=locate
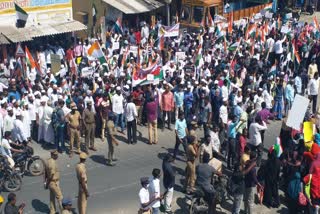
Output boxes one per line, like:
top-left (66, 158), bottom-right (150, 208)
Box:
top-left (0, 8), bottom-right (320, 214)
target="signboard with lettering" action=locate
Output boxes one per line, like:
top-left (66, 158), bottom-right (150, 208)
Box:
top-left (0, 0), bottom-right (72, 25)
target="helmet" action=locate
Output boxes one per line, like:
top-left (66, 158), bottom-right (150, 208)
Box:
top-left (0, 195), bottom-right (4, 203)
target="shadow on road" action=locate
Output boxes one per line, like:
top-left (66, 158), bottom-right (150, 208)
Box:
top-left (90, 155), bottom-right (106, 165)
top-left (31, 199), bottom-right (50, 213)
top-left (174, 197), bottom-right (189, 214)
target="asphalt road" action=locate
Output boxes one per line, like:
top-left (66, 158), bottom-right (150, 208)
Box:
top-left (0, 118), bottom-right (285, 214)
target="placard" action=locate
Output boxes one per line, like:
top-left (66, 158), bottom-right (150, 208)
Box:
top-left (81, 67), bottom-right (94, 78)
top-left (303, 121), bottom-right (314, 142)
top-left (50, 54), bottom-right (61, 75)
top-left (176, 51), bottom-right (186, 60)
top-left (286, 95), bottom-right (309, 130)
top-left (281, 26), bottom-right (290, 34)
top-left (113, 42), bottom-right (120, 50)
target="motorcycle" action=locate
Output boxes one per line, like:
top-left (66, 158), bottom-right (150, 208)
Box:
top-left (0, 156), bottom-right (22, 192)
top-left (12, 143), bottom-right (45, 176)
top-left (188, 175), bottom-right (229, 214)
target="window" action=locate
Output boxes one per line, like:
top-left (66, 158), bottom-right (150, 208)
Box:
top-left (181, 6), bottom-right (191, 22)
top-left (83, 14), bottom-right (88, 25)
top-left (209, 6), bottom-right (218, 17)
top-left (193, 6), bottom-right (204, 23)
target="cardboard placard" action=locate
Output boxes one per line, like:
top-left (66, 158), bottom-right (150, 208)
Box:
top-left (81, 67), bottom-right (94, 78)
top-left (281, 26), bottom-right (290, 34)
top-left (50, 54), bottom-right (61, 75)
top-left (176, 51), bottom-right (186, 60)
top-left (286, 95), bottom-right (310, 130)
top-left (265, 11), bottom-right (273, 19)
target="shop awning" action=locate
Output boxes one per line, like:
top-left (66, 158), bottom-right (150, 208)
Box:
top-left (0, 20), bottom-right (86, 43)
top-left (0, 34), bottom-right (10, 45)
top-left (0, 26), bottom-right (33, 43)
top-left (26, 20), bottom-right (87, 38)
top-left (103, 0), bottom-right (163, 14)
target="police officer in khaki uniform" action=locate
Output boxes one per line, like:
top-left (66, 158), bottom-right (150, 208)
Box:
top-left (82, 101), bottom-right (96, 154)
top-left (105, 114), bottom-right (119, 166)
top-left (44, 150), bottom-right (63, 214)
top-left (76, 152), bottom-right (89, 214)
top-left (185, 135), bottom-right (197, 194)
top-left (67, 102), bottom-right (81, 157)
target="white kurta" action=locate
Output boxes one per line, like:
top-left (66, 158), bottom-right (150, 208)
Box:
top-left (3, 115), bottom-right (14, 133)
top-left (22, 110), bottom-right (31, 138)
top-left (43, 106), bottom-right (54, 143)
top-left (37, 106), bottom-right (45, 141)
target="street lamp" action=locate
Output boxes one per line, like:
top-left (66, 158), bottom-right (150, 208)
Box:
top-left (164, 0), bottom-right (172, 25)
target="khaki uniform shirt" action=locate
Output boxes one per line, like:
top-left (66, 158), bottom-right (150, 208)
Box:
top-left (106, 120), bottom-right (115, 140)
top-left (82, 109), bottom-right (95, 124)
top-left (61, 210), bottom-right (72, 214)
top-left (68, 111), bottom-right (81, 128)
top-left (189, 130), bottom-right (198, 145)
top-left (186, 144), bottom-right (197, 162)
top-left (46, 158), bottom-right (60, 181)
top-left (76, 163), bottom-right (87, 191)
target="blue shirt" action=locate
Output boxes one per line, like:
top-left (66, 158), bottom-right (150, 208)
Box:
top-left (174, 91), bottom-right (184, 107)
top-left (8, 91), bottom-right (21, 101)
top-left (184, 91), bottom-right (193, 108)
top-left (175, 119), bottom-right (187, 139)
top-left (285, 84), bottom-right (295, 102)
top-left (228, 121), bottom-right (238, 139)
top-left (234, 105), bottom-right (243, 120)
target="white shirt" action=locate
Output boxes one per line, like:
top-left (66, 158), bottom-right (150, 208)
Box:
top-left (12, 119), bottom-right (27, 142)
top-left (112, 94), bottom-right (124, 114)
top-left (254, 94), bottom-right (264, 111)
top-left (308, 78), bottom-right (319, 96)
top-left (221, 85), bottom-right (229, 100)
top-left (209, 130), bottom-right (220, 153)
top-left (266, 37), bottom-right (275, 52)
top-left (274, 37), bottom-right (286, 54)
top-left (262, 90), bottom-right (273, 109)
top-left (219, 105), bottom-right (228, 124)
top-left (0, 138), bottom-right (12, 158)
top-left (3, 114), bottom-right (14, 132)
top-left (248, 122), bottom-right (267, 146)
top-left (125, 102), bottom-right (137, 122)
top-left (149, 178), bottom-right (160, 208)
top-left (139, 187), bottom-right (150, 209)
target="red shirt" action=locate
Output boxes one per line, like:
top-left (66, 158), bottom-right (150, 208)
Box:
top-left (132, 90), bottom-right (143, 106)
top-left (135, 31), bottom-right (141, 44)
top-left (239, 135), bottom-right (247, 156)
top-left (66, 49), bottom-right (74, 61)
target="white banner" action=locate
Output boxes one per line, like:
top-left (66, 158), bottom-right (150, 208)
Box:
top-left (163, 23), bottom-right (180, 37)
top-left (286, 95), bottom-right (310, 130)
top-left (81, 67), bottom-right (94, 78)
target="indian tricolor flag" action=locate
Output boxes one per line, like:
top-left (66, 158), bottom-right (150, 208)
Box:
top-left (88, 41), bottom-right (107, 64)
top-left (245, 24), bottom-right (256, 40)
top-left (115, 17), bottom-right (123, 33)
top-left (314, 16), bottom-right (319, 31)
top-left (292, 40), bottom-right (301, 64)
top-left (15, 3), bottom-right (28, 28)
top-left (228, 41), bottom-right (239, 51)
top-left (25, 46), bottom-right (42, 76)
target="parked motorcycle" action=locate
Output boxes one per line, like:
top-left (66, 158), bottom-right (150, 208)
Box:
top-left (0, 156), bottom-right (22, 192)
top-left (12, 143), bottom-right (45, 176)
